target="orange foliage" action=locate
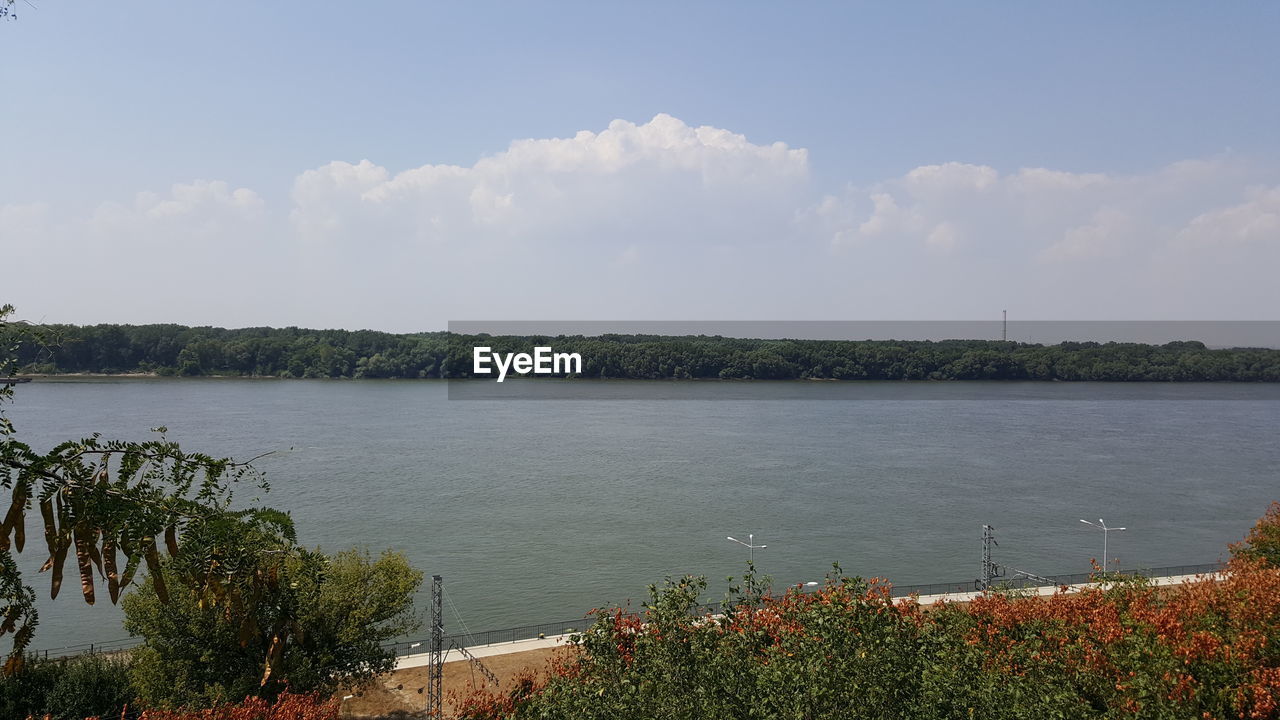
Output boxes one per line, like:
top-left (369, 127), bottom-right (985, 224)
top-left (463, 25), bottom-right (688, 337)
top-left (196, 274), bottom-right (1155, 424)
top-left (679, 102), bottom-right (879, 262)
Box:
top-left (37, 692), bottom-right (341, 720)
top-left (451, 506), bottom-right (1280, 719)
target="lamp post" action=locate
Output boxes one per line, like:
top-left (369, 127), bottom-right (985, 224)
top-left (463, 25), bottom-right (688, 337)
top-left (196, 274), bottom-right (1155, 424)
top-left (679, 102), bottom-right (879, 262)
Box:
top-left (1079, 518), bottom-right (1126, 572)
top-left (727, 533), bottom-right (768, 597)
top-left (726, 534), bottom-right (767, 564)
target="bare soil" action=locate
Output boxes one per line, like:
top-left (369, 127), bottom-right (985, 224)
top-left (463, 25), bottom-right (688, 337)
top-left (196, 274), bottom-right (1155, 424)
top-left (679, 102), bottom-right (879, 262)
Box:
top-left (340, 647), bottom-right (564, 719)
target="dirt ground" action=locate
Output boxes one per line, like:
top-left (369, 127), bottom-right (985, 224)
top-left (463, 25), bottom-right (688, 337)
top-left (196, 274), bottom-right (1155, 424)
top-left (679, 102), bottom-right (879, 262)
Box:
top-left (340, 646), bottom-right (564, 719)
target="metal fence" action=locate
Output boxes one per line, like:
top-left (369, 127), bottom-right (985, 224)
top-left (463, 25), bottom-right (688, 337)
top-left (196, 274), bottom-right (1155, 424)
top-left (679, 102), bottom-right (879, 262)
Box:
top-left (887, 561), bottom-right (1224, 598)
top-left (387, 617), bottom-right (597, 659)
top-left (26, 561), bottom-right (1226, 662)
top-left (23, 635), bottom-right (142, 662)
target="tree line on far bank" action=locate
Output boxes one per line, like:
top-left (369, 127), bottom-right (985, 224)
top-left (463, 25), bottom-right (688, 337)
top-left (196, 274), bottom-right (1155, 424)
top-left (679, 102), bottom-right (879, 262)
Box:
top-left (6, 323), bottom-right (1280, 382)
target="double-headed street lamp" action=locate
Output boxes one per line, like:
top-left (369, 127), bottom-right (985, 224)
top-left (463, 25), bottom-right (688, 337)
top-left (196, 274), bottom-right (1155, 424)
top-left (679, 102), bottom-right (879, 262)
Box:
top-left (1079, 518), bottom-right (1126, 572)
top-left (726, 533), bottom-right (767, 564)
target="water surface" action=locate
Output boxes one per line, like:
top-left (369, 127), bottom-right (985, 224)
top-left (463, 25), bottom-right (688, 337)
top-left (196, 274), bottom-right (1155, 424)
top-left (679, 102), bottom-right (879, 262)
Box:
top-left (7, 378), bottom-right (1278, 651)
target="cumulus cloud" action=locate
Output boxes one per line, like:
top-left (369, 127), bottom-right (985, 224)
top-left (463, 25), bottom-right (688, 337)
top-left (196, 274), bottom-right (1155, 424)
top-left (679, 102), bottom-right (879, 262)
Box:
top-left (90, 180), bottom-right (264, 244)
top-left (288, 114), bottom-right (810, 259)
top-left (2, 115), bottom-right (1278, 327)
top-left (817, 156), bottom-right (1271, 261)
top-left (807, 156), bottom-right (1280, 318)
top-left (1177, 186), bottom-right (1280, 248)
top-left (1, 180), bottom-right (278, 325)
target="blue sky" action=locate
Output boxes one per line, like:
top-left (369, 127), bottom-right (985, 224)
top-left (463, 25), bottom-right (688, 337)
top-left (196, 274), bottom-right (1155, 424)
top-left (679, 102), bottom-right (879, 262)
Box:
top-left (2, 2), bottom-right (1279, 330)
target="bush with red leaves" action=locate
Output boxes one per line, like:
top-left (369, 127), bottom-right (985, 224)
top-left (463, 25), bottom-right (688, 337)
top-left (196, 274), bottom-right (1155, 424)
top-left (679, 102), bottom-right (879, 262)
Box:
top-left (30, 692), bottom-right (341, 720)
top-left (456, 506), bottom-right (1280, 720)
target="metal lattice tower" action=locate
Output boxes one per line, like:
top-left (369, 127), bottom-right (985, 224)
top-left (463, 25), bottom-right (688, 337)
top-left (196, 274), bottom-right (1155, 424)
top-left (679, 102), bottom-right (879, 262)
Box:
top-left (452, 640), bottom-right (501, 688)
top-left (427, 574), bottom-right (443, 718)
top-left (979, 524), bottom-right (1004, 590)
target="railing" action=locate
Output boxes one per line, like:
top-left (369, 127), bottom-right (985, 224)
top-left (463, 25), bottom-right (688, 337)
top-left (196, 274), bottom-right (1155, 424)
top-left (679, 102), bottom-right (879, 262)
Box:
top-left (386, 617), bottom-right (596, 659)
top-left (887, 561), bottom-right (1223, 597)
top-left (26, 561), bottom-right (1226, 662)
top-left (23, 635), bottom-right (142, 662)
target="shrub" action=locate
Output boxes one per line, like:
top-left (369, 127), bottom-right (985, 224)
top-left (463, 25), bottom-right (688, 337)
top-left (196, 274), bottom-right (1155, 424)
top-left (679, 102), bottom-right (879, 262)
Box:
top-left (1232, 501), bottom-right (1280, 567)
top-left (0, 653), bottom-right (132, 720)
top-left (124, 548), bottom-right (421, 709)
top-left (459, 507), bottom-right (1280, 720)
top-left (132, 691), bottom-right (338, 719)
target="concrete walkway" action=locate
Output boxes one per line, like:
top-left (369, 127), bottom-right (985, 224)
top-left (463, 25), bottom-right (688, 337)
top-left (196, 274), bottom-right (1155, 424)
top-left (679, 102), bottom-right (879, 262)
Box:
top-left (395, 571), bottom-right (1224, 671)
top-left (396, 635), bottom-right (570, 670)
top-left (909, 570), bottom-right (1222, 606)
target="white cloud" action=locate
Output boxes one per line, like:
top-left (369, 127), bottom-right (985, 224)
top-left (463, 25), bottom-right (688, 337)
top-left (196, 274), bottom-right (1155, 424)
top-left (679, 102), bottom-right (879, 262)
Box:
top-left (90, 180), bottom-right (264, 244)
top-left (926, 221), bottom-right (960, 252)
top-left (820, 156), bottom-right (1271, 264)
top-left (1040, 208), bottom-right (1133, 262)
top-left (905, 162), bottom-right (999, 193)
top-left (288, 113), bottom-right (811, 258)
top-left (2, 116), bottom-right (1278, 327)
top-left (1176, 186), bottom-right (1280, 248)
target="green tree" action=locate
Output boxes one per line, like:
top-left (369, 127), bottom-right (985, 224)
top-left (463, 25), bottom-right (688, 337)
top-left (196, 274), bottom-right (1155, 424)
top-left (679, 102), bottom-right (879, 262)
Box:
top-left (1231, 501), bottom-right (1280, 567)
top-left (0, 304), bottom-right (290, 674)
top-left (123, 546), bottom-right (421, 708)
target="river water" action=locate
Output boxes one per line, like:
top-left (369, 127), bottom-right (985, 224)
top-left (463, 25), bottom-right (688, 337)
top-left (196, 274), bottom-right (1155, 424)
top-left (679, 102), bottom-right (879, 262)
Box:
top-left (6, 378), bottom-right (1279, 652)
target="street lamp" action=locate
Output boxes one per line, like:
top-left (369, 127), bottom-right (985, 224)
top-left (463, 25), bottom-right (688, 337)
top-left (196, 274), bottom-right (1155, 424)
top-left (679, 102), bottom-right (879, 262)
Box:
top-left (1079, 518), bottom-right (1126, 572)
top-left (726, 534), bottom-right (767, 564)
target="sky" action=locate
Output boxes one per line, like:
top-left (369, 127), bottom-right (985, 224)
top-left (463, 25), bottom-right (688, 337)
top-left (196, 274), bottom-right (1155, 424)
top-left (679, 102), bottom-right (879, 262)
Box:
top-left (1, 2), bottom-right (1278, 331)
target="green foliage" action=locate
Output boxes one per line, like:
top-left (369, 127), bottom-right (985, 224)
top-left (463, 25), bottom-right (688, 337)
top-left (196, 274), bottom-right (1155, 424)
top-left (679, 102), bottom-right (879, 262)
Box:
top-left (461, 532), bottom-right (1280, 720)
top-left (286, 549), bottom-right (423, 690)
top-left (5, 321), bottom-right (1279, 381)
top-left (1, 305), bottom-right (299, 675)
top-left (3, 306), bottom-right (422, 714)
top-left (0, 653), bottom-right (133, 720)
top-left (1231, 501), bottom-right (1280, 567)
top-left (507, 571), bottom-right (933, 720)
top-left (124, 547), bottom-right (422, 708)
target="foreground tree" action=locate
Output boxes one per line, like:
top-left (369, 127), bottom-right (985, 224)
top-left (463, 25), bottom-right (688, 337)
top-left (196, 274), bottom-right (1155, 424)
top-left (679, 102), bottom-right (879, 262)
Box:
top-left (124, 547), bottom-right (421, 708)
top-left (1, 304), bottom-right (293, 675)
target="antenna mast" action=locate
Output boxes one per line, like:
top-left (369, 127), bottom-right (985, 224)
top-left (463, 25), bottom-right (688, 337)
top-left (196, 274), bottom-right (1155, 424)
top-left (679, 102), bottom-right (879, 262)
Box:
top-left (427, 574), bottom-right (443, 718)
top-left (979, 524), bottom-right (1004, 590)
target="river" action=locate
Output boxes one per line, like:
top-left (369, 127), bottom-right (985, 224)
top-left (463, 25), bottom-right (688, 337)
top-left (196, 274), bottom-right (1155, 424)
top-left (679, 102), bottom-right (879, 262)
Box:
top-left (6, 378), bottom-right (1279, 652)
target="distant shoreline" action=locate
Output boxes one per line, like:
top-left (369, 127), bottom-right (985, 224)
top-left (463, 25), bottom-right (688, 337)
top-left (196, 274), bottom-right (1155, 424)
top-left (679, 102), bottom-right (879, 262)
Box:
top-left (13, 373), bottom-right (1280, 384)
top-left (6, 325), bottom-right (1279, 382)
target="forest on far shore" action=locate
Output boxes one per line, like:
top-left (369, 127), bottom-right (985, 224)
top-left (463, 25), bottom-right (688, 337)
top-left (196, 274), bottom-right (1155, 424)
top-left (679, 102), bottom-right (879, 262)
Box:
top-left (4, 323), bottom-right (1280, 382)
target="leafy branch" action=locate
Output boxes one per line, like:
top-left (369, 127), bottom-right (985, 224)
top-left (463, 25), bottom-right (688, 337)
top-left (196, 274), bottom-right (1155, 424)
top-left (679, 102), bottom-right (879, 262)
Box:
top-left (0, 304), bottom-right (292, 676)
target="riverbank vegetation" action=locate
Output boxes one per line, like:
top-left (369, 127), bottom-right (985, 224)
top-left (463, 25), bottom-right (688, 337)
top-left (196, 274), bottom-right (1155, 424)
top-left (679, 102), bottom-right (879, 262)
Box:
top-left (6, 322), bottom-right (1280, 381)
top-left (456, 504), bottom-right (1280, 720)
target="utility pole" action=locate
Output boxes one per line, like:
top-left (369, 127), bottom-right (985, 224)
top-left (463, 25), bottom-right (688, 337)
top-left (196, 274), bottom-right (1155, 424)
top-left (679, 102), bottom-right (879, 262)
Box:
top-left (978, 524), bottom-right (1004, 590)
top-left (979, 525), bottom-right (1058, 590)
top-left (427, 575), bottom-right (443, 718)
top-left (1002, 310), bottom-right (1007, 342)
